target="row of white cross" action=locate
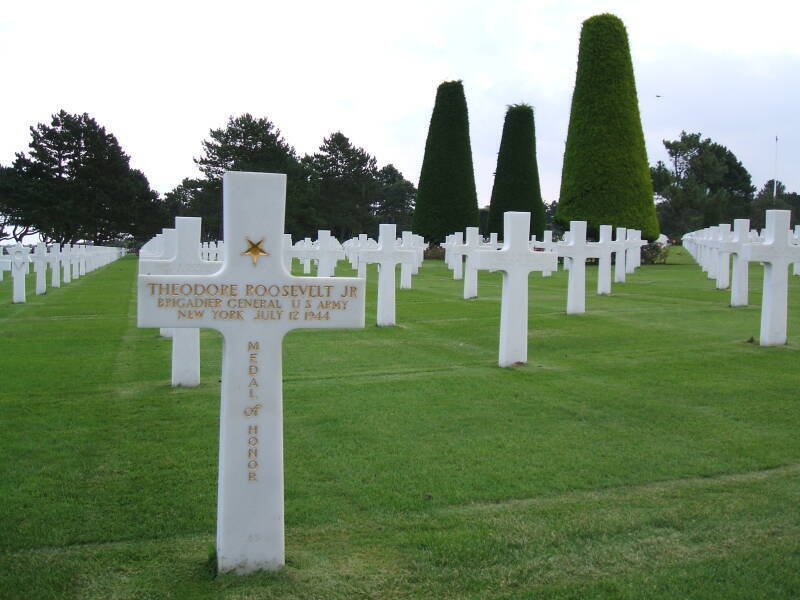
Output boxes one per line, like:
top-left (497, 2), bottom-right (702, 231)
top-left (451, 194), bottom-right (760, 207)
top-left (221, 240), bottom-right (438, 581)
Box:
top-left (135, 173), bottom-right (662, 575)
top-left (134, 173), bottom-right (797, 576)
top-left (682, 209), bottom-right (800, 345)
top-left (0, 243), bottom-right (125, 303)
top-left (138, 218), bottom-right (430, 388)
top-left (439, 215), bottom-right (648, 365)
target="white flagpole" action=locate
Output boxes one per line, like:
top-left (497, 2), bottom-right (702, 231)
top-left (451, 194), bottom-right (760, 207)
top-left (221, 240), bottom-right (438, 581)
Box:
top-left (773, 135), bottom-right (779, 200)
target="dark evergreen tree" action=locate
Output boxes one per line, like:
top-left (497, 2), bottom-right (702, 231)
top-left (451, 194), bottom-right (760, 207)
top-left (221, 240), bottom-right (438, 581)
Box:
top-left (0, 165), bottom-right (38, 242)
top-left (557, 14), bottom-right (659, 240)
top-left (413, 80), bottom-right (479, 242)
top-left (478, 207), bottom-right (489, 237)
top-left (302, 132), bottom-right (380, 240)
top-left (191, 113), bottom-right (314, 240)
top-left (487, 104), bottom-right (546, 239)
top-left (2, 110), bottom-right (163, 245)
top-left (372, 164), bottom-right (416, 234)
top-left (652, 131), bottom-right (756, 237)
top-left (750, 180), bottom-right (799, 229)
top-left (163, 178), bottom-right (223, 241)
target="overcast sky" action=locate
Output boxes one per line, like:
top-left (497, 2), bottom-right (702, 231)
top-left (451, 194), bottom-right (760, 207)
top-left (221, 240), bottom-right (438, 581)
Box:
top-left (2, 0), bottom-right (798, 210)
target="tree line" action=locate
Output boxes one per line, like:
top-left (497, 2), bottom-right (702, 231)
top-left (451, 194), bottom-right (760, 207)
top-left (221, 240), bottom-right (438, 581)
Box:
top-left (166, 114), bottom-right (415, 242)
top-left (0, 112), bottom-right (415, 246)
top-left (651, 131), bottom-right (799, 239)
top-left (0, 111), bottom-right (164, 246)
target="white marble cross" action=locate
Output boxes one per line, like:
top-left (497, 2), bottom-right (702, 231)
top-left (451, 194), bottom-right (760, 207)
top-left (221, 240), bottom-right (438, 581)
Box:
top-left (355, 234), bottom-right (374, 279)
top-left (483, 232), bottom-right (500, 251)
top-left (61, 244), bottom-right (72, 284)
top-left (398, 231), bottom-right (417, 289)
top-left (0, 248), bottom-right (10, 282)
top-left (704, 226), bottom-right (719, 280)
top-left (625, 229), bottom-right (645, 275)
top-left (614, 227), bottom-right (627, 283)
top-left (357, 223), bottom-right (415, 326)
top-left (297, 238), bottom-right (313, 273)
top-left (411, 234), bottom-right (426, 275)
top-left (70, 245), bottom-right (82, 280)
top-left (741, 210), bottom-right (800, 346)
top-left (719, 219), bottom-right (751, 307)
top-left (442, 234), bottom-right (454, 270)
top-left (30, 243), bottom-right (49, 295)
top-left (461, 227), bottom-right (482, 299)
top-left (140, 217), bottom-right (222, 387)
top-left (315, 230), bottom-right (344, 278)
top-left (153, 229), bottom-right (178, 339)
top-left (138, 172), bottom-right (365, 573)
top-left (596, 225), bottom-right (614, 295)
top-left (532, 230), bottom-right (556, 277)
top-left (714, 224), bottom-right (732, 290)
top-left (474, 212), bottom-right (557, 367)
top-left (10, 243), bottom-right (31, 303)
top-left (557, 221), bottom-right (602, 314)
top-left (78, 245), bottom-right (87, 276)
top-left (448, 232), bottom-right (465, 280)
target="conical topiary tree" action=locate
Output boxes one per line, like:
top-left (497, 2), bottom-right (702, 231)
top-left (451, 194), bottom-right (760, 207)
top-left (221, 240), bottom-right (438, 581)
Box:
top-left (413, 80), bottom-right (479, 243)
top-left (556, 13), bottom-right (659, 240)
top-left (487, 104), bottom-right (546, 240)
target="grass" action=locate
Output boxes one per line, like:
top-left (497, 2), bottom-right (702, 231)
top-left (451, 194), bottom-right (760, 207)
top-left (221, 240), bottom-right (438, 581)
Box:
top-left (1, 248), bottom-right (799, 599)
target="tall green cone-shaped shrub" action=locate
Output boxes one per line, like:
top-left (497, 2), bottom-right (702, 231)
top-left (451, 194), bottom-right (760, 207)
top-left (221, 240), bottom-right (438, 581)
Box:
top-left (556, 14), bottom-right (659, 240)
top-left (487, 104), bottom-right (546, 239)
top-left (413, 81), bottom-right (479, 242)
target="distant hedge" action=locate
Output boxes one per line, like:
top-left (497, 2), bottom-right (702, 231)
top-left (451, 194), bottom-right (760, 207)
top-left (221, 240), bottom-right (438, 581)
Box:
top-left (556, 14), bottom-right (659, 240)
top-left (487, 104), bottom-right (546, 239)
top-left (413, 81), bottom-right (479, 242)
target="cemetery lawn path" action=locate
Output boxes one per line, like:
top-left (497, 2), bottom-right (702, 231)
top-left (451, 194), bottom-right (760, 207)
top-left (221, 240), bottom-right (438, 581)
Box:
top-left (1, 251), bottom-right (799, 599)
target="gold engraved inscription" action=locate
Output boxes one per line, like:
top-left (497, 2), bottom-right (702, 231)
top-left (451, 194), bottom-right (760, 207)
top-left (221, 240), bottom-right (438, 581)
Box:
top-left (149, 282), bottom-right (359, 322)
top-left (246, 341), bottom-right (261, 482)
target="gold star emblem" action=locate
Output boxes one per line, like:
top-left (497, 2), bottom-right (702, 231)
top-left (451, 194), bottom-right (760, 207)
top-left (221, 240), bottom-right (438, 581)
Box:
top-left (241, 237), bottom-right (269, 266)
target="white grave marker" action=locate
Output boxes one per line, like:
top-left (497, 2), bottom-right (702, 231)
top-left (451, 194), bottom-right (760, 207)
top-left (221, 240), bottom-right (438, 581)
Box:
top-left (30, 243), bottom-right (49, 295)
top-left (0, 248), bottom-right (10, 282)
top-left (596, 225), bottom-right (614, 295)
top-left (449, 232), bottom-right (465, 280)
top-left (10, 244), bottom-right (31, 303)
top-left (741, 210), bottom-right (800, 346)
top-left (398, 231), bottom-right (416, 289)
top-left (357, 223), bottom-right (415, 326)
top-left (714, 223), bottom-right (732, 290)
top-left (614, 227), bottom-right (627, 283)
top-left (140, 217), bottom-right (222, 387)
top-left (474, 212), bottom-right (557, 367)
top-left (532, 231), bottom-right (556, 277)
top-left (138, 172), bottom-right (365, 572)
top-left (461, 227), bottom-right (481, 299)
top-left (315, 230), bottom-right (344, 278)
top-left (727, 219), bottom-right (751, 307)
top-left (46, 245), bottom-right (62, 289)
top-left (557, 221), bottom-right (601, 314)
top-left (62, 244), bottom-right (72, 284)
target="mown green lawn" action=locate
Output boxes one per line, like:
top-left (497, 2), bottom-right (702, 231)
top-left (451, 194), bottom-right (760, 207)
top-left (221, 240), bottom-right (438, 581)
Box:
top-left (1, 249), bottom-right (798, 599)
